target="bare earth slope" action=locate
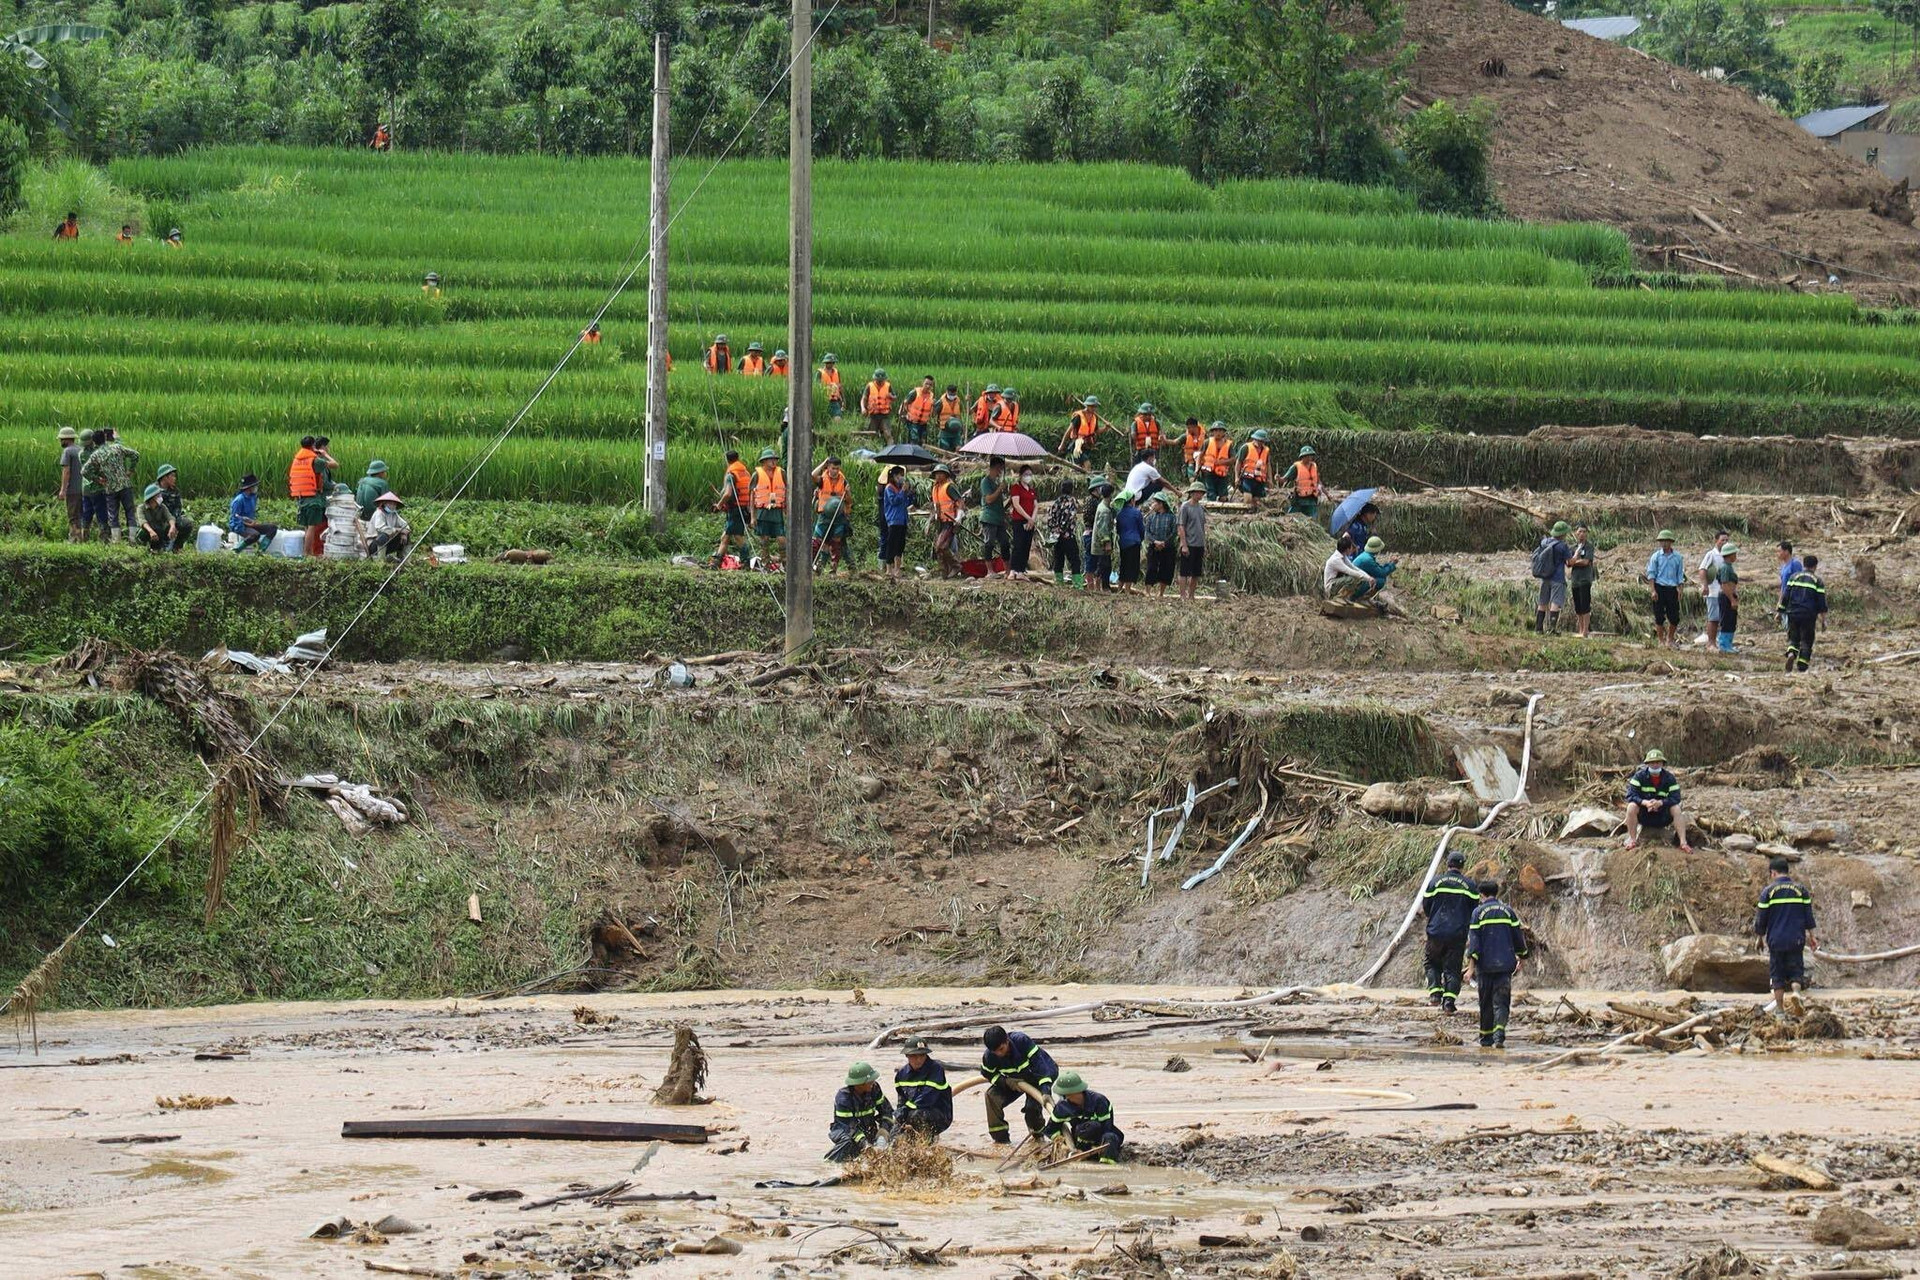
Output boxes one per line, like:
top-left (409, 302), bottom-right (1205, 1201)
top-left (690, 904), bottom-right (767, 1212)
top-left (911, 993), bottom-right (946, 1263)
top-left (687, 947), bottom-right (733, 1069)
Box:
top-left (1405, 0), bottom-right (1920, 300)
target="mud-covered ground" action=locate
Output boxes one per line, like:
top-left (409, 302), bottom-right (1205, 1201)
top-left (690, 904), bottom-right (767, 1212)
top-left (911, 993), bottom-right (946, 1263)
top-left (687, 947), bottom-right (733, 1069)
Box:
top-left (3, 987), bottom-right (1918, 1278)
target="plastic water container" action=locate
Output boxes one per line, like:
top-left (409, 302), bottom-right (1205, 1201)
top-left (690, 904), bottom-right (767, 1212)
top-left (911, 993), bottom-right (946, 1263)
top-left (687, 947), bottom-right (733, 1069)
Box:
top-left (195, 524), bottom-right (224, 554)
top-left (271, 529), bottom-right (306, 558)
top-left (432, 544), bottom-right (467, 564)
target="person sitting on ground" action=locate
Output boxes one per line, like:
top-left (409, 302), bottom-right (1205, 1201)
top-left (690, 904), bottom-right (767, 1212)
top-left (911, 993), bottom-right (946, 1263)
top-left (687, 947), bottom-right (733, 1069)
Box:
top-left (136, 484), bottom-right (180, 552)
top-left (827, 1062), bottom-right (894, 1162)
top-left (980, 1026), bottom-right (1058, 1146)
top-left (53, 211), bottom-right (78, 240)
top-left (1568, 524), bottom-right (1597, 639)
top-left (228, 474), bottom-right (278, 552)
top-left (1624, 748), bottom-right (1692, 853)
top-left (893, 1038), bottom-right (952, 1138)
top-left (1753, 856), bottom-right (1817, 1014)
top-left (1532, 521), bottom-right (1573, 634)
top-left (1144, 494), bottom-right (1177, 598)
top-left (1466, 880), bottom-right (1529, 1049)
top-left (1781, 554), bottom-right (1828, 673)
top-left (1422, 850), bottom-right (1477, 1013)
top-left (1324, 533), bottom-right (1378, 602)
top-left (1042, 1070), bottom-right (1124, 1163)
top-left (355, 459), bottom-right (391, 520)
top-left (1343, 502), bottom-right (1379, 551)
top-left (367, 492), bottom-right (410, 558)
top-left (810, 455), bottom-right (852, 574)
top-left (154, 464), bottom-right (189, 551)
top-left (878, 466), bottom-right (915, 579)
top-left (1236, 429), bottom-right (1273, 506)
top-left (1645, 529), bottom-right (1686, 648)
top-left (739, 341), bottom-right (767, 375)
top-left (1047, 478), bottom-right (1083, 587)
top-left (1352, 535), bottom-right (1396, 595)
top-left (1116, 490), bottom-right (1145, 594)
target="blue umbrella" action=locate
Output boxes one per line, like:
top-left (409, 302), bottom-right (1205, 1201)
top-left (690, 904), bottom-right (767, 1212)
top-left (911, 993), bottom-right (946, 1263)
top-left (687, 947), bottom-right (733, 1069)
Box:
top-left (1328, 487), bottom-right (1377, 538)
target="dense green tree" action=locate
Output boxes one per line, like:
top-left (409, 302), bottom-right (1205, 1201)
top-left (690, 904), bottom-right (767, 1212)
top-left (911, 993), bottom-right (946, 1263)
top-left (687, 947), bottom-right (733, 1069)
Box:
top-left (417, 10), bottom-right (493, 151)
top-left (503, 18), bottom-right (572, 151)
top-left (0, 115), bottom-right (27, 214)
top-left (353, 0), bottom-right (425, 146)
top-left (1401, 97), bottom-right (1500, 217)
top-left (1640, 0), bottom-right (1790, 101)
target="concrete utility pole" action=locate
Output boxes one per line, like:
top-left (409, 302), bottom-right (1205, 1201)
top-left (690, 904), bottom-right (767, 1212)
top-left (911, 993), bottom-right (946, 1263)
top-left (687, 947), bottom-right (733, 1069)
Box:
top-left (644, 30), bottom-right (671, 535)
top-left (783, 0), bottom-right (814, 657)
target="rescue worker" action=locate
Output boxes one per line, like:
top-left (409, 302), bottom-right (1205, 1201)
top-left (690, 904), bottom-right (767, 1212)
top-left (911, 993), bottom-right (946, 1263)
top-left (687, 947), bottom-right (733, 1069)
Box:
top-left (355, 460), bottom-right (391, 520)
top-left (1421, 850), bottom-right (1477, 1013)
top-left (1236, 429), bottom-right (1272, 505)
top-left (164, 227), bottom-right (183, 248)
top-left (712, 449), bottom-right (753, 567)
top-left (421, 271), bottom-right (440, 296)
top-left (980, 1025), bottom-right (1057, 1145)
top-left (371, 122), bottom-right (391, 150)
top-left (287, 435), bottom-right (328, 556)
top-left (1131, 403), bottom-right (1162, 454)
top-left (154, 464), bottom-right (189, 551)
top-left (136, 484), bottom-right (179, 552)
top-left (1060, 396), bottom-right (1102, 463)
top-left (820, 353), bottom-right (843, 416)
top-left (827, 1062), bottom-right (894, 1162)
top-left (973, 384), bottom-right (1003, 435)
top-left (739, 341), bottom-right (767, 375)
top-left (1277, 445), bottom-right (1323, 517)
top-left (1624, 748), bottom-right (1693, 854)
top-left (858, 367), bottom-right (895, 443)
top-left (998, 388), bottom-right (1021, 433)
top-left (749, 447), bottom-right (786, 567)
top-left (1180, 417), bottom-right (1206, 480)
top-left (937, 415), bottom-right (966, 452)
top-left (893, 1037), bottom-right (952, 1137)
top-left (52, 211), bottom-right (78, 240)
top-left (581, 321), bottom-right (602, 345)
top-left (1781, 554), bottom-right (1828, 672)
top-left (1753, 857), bottom-right (1817, 1013)
top-left (902, 375), bottom-right (937, 445)
top-left (116, 224), bottom-right (134, 244)
top-left (770, 348), bottom-right (790, 377)
top-left (811, 454), bottom-right (852, 574)
top-left (1199, 422), bottom-right (1233, 501)
top-left (704, 333), bottom-right (731, 374)
top-left (1466, 880), bottom-right (1528, 1049)
top-left (930, 462), bottom-right (962, 578)
top-left (1042, 1070), bottom-right (1123, 1162)
top-left (938, 385), bottom-right (964, 435)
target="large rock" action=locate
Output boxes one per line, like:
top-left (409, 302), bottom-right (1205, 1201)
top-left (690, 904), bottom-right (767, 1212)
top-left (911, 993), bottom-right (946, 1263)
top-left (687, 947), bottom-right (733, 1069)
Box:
top-left (1810, 1205), bottom-right (1911, 1250)
top-left (1661, 934), bottom-right (1771, 993)
top-left (1560, 806), bottom-right (1624, 839)
top-left (1359, 782), bottom-right (1482, 827)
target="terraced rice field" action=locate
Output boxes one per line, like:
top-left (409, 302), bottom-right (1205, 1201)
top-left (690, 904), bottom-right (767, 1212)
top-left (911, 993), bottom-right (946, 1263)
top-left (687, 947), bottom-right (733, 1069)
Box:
top-left (2, 146), bottom-right (1917, 508)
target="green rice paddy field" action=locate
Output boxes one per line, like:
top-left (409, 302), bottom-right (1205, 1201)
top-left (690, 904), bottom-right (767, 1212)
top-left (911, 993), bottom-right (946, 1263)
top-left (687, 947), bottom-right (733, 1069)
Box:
top-left (3, 146), bottom-right (1919, 509)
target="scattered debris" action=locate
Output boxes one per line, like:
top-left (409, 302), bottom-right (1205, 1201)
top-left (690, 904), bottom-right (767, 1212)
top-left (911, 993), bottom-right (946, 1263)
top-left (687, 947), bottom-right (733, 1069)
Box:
top-left (207, 628), bottom-right (329, 676)
top-left (1560, 806), bottom-right (1624, 839)
top-left (843, 1129), bottom-right (973, 1194)
top-left (1163, 1055), bottom-right (1191, 1073)
top-left (466, 1189), bottom-right (523, 1202)
top-left (97, 1133), bottom-right (180, 1145)
top-left (286, 774), bottom-right (409, 834)
top-left (340, 1118), bottom-right (708, 1143)
top-left (1751, 1153), bottom-right (1839, 1191)
top-left (652, 1025), bottom-right (709, 1105)
top-left (156, 1095), bottom-right (235, 1110)
top-left (571, 1005), bottom-right (618, 1026)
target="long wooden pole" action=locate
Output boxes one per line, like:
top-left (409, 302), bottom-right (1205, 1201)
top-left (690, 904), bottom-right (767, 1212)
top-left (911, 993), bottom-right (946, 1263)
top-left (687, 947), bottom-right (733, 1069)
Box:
top-left (783, 0), bottom-right (814, 657)
top-left (643, 31), bottom-right (671, 535)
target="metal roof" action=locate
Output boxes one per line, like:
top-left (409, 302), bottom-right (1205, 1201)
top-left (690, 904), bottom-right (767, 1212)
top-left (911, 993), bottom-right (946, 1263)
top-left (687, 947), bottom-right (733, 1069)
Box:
top-left (1561, 16), bottom-right (1642, 39)
top-left (1794, 103), bottom-right (1890, 138)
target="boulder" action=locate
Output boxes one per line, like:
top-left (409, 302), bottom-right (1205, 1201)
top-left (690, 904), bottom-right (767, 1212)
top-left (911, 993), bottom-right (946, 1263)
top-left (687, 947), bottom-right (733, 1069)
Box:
top-left (1809, 1205), bottom-right (1910, 1250)
top-left (1755, 841), bottom-right (1802, 863)
top-left (1661, 934), bottom-right (1771, 993)
top-left (1782, 819), bottom-right (1849, 847)
top-left (1359, 781), bottom-right (1482, 827)
top-left (1720, 834), bottom-right (1757, 854)
top-left (1560, 806), bottom-right (1624, 839)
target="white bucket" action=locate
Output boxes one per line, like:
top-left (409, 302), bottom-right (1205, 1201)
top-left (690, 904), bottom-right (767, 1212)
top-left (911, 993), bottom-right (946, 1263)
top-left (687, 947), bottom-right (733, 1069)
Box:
top-left (195, 524), bottom-right (224, 554)
top-left (271, 529), bottom-right (306, 558)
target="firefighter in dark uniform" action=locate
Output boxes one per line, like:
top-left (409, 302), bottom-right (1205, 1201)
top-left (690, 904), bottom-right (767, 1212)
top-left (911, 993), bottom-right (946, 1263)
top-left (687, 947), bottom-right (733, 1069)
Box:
top-left (980, 1025), bottom-right (1057, 1145)
top-left (1753, 856), bottom-right (1818, 1011)
top-left (1042, 1070), bottom-right (1124, 1162)
top-left (826, 1061), bottom-right (893, 1162)
top-left (1422, 849), bottom-right (1477, 1013)
top-left (893, 1037), bottom-right (953, 1137)
top-left (1466, 880), bottom-right (1530, 1049)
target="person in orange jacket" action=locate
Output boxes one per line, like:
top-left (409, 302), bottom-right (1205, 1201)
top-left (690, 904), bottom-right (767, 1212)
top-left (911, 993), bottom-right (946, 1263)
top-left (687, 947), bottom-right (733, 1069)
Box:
top-left (1131, 403), bottom-right (1162, 455)
top-left (1180, 417), bottom-right (1206, 479)
top-left (972, 384), bottom-right (1003, 435)
top-left (861, 368), bottom-right (896, 444)
top-left (705, 333), bottom-right (732, 373)
top-left (1059, 396), bottom-right (1103, 464)
top-left (739, 342), bottom-right (767, 375)
top-left (820, 353), bottom-right (844, 416)
top-left (901, 376), bottom-right (936, 445)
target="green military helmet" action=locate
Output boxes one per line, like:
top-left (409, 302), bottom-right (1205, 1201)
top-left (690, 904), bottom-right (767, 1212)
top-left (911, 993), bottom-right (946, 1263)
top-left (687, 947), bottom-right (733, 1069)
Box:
top-left (902, 1037), bottom-right (931, 1056)
top-left (1250, 429), bottom-right (1269, 443)
top-left (943, 416), bottom-right (963, 428)
top-left (714, 333), bottom-right (729, 345)
top-left (1365, 536), bottom-right (1385, 552)
top-left (1298, 445), bottom-right (1316, 458)
top-left (1209, 420), bottom-right (1228, 432)
top-left (366, 459), bottom-right (388, 476)
top-left (1138, 402), bottom-right (1155, 415)
top-left (1083, 395), bottom-right (1101, 408)
top-left (1004, 390), bottom-right (1019, 402)
top-left (845, 1061), bottom-right (878, 1086)
top-left (1721, 542), bottom-right (1739, 557)
top-left (1644, 748), bottom-right (1667, 763)
top-left (774, 349), bottom-right (787, 359)
top-left (747, 341), bottom-right (764, 353)
top-left (758, 448), bottom-right (780, 463)
top-left (1054, 1069), bottom-right (1087, 1094)
top-left (142, 482), bottom-right (162, 501)
top-left (873, 368), bottom-right (887, 380)
top-left (155, 463), bottom-right (178, 480)
top-left (985, 383), bottom-right (1001, 395)
top-left (822, 352), bottom-right (837, 364)
top-left (1656, 529), bottom-right (1676, 542)
top-left (1551, 521), bottom-right (1571, 537)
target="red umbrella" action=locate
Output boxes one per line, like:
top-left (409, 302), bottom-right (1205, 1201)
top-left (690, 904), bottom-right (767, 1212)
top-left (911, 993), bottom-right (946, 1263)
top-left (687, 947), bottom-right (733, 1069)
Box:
top-left (958, 431), bottom-right (1049, 459)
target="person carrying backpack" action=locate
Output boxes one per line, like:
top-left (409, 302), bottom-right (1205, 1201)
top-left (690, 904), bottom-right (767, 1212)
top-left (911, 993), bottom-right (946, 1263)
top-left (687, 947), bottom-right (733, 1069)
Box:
top-left (1530, 521), bottom-right (1573, 634)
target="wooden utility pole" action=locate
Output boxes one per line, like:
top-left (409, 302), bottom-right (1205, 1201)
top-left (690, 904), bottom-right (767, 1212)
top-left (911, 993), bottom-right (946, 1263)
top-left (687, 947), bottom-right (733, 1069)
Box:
top-left (783, 0), bottom-right (814, 657)
top-left (644, 30), bottom-right (671, 535)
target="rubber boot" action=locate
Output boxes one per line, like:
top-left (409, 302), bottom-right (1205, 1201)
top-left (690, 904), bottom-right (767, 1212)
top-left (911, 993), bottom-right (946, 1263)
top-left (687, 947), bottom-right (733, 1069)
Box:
top-left (1054, 570), bottom-right (1066, 585)
top-left (1718, 634), bottom-right (1735, 654)
top-left (1073, 573), bottom-right (1086, 588)
top-left (1534, 610), bottom-right (1546, 633)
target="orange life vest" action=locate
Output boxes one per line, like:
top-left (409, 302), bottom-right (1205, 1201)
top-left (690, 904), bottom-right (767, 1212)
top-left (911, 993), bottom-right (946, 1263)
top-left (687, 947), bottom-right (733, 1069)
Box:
top-left (739, 353), bottom-right (766, 375)
top-left (753, 464), bottom-right (785, 509)
top-left (1132, 414), bottom-right (1161, 451)
top-left (288, 447), bottom-right (320, 498)
top-left (725, 460), bottom-right (752, 508)
top-left (1293, 458), bottom-right (1320, 497)
top-left (821, 366), bottom-right (842, 399)
top-left (932, 478), bottom-right (959, 522)
top-left (904, 387), bottom-right (935, 425)
top-left (770, 356), bottom-right (789, 376)
top-left (973, 393), bottom-right (999, 429)
top-left (1182, 427), bottom-right (1205, 465)
top-left (864, 380), bottom-right (894, 414)
top-left (816, 469), bottom-right (848, 513)
top-left (1241, 442), bottom-right (1270, 482)
top-left (116, 231), bottom-right (133, 244)
top-left (938, 393), bottom-right (962, 424)
top-left (1202, 437), bottom-right (1233, 477)
top-left (1071, 410), bottom-right (1098, 441)
top-left (997, 401), bottom-right (1020, 432)
top-left (705, 344), bottom-right (730, 373)
top-left (55, 221), bottom-right (78, 240)
top-left (582, 328), bottom-right (602, 344)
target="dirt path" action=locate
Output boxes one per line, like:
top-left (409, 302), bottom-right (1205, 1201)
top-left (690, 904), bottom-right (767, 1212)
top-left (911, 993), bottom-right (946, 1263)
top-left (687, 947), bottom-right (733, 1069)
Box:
top-left (5, 987), bottom-right (1918, 1277)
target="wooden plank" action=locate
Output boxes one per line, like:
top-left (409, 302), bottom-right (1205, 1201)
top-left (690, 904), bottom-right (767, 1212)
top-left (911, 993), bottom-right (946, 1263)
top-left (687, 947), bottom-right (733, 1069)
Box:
top-left (341, 1118), bottom-right (708, 1144)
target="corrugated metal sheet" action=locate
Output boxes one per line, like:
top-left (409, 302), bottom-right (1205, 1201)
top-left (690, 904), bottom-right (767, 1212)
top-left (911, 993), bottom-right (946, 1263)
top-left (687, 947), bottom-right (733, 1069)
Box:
top-left (1794, 104), bottom-right (1891, 138)
top-left (1561, 16), bottom-right (1642, 39)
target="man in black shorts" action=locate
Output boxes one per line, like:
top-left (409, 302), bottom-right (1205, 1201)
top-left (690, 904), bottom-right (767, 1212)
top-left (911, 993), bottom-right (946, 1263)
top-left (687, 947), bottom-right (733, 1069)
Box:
top-left (1752, 857), bottom-right (1817, 1012)
top-left (1623, 748), bottom-right (1692, 853)
top-left (1644, 529), bottom-right (1685, 647)
top-left (1177, 481), bottom-right (1207, 601)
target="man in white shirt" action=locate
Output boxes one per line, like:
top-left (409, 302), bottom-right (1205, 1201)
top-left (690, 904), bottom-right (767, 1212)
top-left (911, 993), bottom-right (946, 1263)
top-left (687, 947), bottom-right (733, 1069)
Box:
top-left (1324, 534), bottom-right (1377, 601)
top-left (1698, 529), bottom-right (1729, 647)
top-left (1123, 450), bottom-right (1164, 505)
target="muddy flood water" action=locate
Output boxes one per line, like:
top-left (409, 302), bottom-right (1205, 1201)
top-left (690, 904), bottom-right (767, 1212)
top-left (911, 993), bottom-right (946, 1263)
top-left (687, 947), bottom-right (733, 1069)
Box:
top-left (4, 984), bottom-right (1918, 1278)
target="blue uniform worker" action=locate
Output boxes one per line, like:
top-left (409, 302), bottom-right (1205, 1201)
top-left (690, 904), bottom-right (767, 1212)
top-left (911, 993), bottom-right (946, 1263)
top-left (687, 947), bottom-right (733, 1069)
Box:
top-left (1752, 858), bottom-right (1817, 1001)
top-left (893, 1037), bottom-right (953, 1137)
top-left (980, 1025), bottom-right (1058, 1144)
top-left (1780, 557), bottom-right (1828, 673)
top-left (1422, 850), bottom-right (1478, 1012)
top-left (1043, 1070), bottom-right (1124, 1162)
top-left (827, 1061), bottom-right (894, 1162)
top-left (1624, 748), bottom-right (1692, 852)
top-left (1466, 881), bottom-right (1529, 1049)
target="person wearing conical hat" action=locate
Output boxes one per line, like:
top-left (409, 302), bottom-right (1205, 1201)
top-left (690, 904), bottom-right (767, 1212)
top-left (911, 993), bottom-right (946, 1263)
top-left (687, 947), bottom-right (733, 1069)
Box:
top-left (1041, 1070), bottom-right (1124, 1163)
top-left (827, 1061), bottom-right (894, 1162)
top-left (894, 1037), bottom-right (952, 1137)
